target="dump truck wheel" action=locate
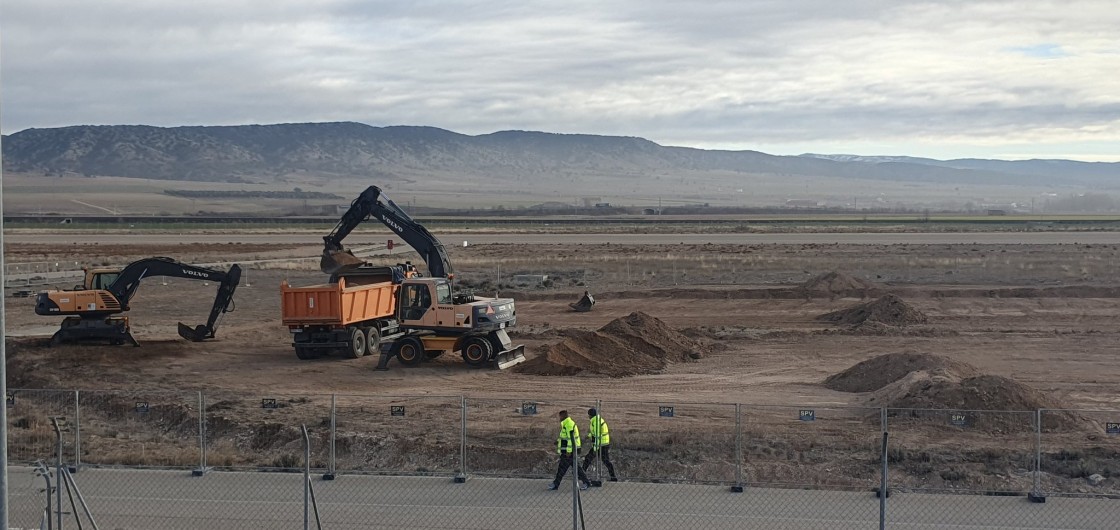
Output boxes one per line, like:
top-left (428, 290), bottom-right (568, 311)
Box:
top-left (395, 337), bottom-right (424, 366)
top-left (295, 346), bottom-right (319, 360)
top-left (364, 327), bottom-right (381, 357)
top-left (347, 327), bottom-right (366, 359)
top-left (461, 337), bottom-right (493, 367)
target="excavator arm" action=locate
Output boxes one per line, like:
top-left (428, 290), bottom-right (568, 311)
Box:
top-left (105, 257), bottom-right (242, 342)
top-left (177, 264), bottom-right (242, 342)
top-left (320, 186), bottom-right (454, 278)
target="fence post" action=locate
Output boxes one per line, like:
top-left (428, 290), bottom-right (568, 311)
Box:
top-left (455, 396), bottom-right (467, 483)
top-left (303, 425), bottom-right (311, 530)
top-left (571, 427), bottom-right (578, 530)
top-left (731, 403), bottom-right (744, 492)
top-left (73, 390), bottom-right (81, 471)
top-left (1029, 409), bottom-right (1046, 503)
top-left (192, 391), bottom-right (208, 476)
top-left (593, 399), bottom-right (603, 484)
top-left (879, 429), bottom-right (888, 530)
top-left (324, 394), bottom-right (337, 480)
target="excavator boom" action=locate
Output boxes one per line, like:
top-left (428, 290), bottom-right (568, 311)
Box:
top-left (320, 186), bottom-right (453, 278)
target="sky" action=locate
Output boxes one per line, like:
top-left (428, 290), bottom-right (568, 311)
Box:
top-left (2, 1), bottom-right (1119, 162)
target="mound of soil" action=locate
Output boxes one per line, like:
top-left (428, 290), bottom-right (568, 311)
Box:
top-left (867, 373), bottom-right (1083, 432)
top-left (513, 312), bottom-right (706, 377)
top-left (798, 271), bottom-right (877, 295)
top-left (824, 352), bottom-right (979, 393)
top-left (818, 294), bottom-right (928, 326)
top-left (827, 353), bottom-right (1084, 431)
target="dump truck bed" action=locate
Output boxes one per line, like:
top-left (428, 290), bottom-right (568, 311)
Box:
top-left (281, 278), bottom-right (398, 327)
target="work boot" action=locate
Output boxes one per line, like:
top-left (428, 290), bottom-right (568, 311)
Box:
top-left (579, 482), bottom-right (589, 491)
top-left (610, 477), bottom-right (618, 482)
top-left (547, 482), bottom-right (559, 491)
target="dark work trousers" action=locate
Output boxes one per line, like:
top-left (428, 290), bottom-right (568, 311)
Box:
top-left (553, 452), bottom-right (590, 486)
top-left (581, 444), bottom-right (617, 479)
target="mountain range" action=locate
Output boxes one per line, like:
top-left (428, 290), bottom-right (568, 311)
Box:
top-left (2, 122), bottom-right (1117, 190)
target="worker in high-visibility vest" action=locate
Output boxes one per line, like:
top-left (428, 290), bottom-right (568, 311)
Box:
top-left (549, 410), bottom-right (592, 491)
top-left (582, 408), bottom-right (618, 481)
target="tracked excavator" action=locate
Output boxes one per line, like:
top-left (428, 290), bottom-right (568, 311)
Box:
top-left (35, 257), bottom-right (242, 346)
top-left (282, 185), bottom-right (526, 369)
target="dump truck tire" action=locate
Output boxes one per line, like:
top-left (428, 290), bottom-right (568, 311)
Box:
top-left (295, 346), bottom-right (319, 360)
top-left (347, 327), bottom-right (366, 359)
top-left (364, 327), bottom-right (381, 357)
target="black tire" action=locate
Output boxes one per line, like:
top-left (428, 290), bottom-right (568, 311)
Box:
top-left (461, 336), bottom-right (493, 367)
top-left (346, 327), bottom-right (366, 359)
top-left (364, 327), bottom-right (381, 357)
top-left (395, 337), bottom-right (424, 366)
top-left (295, 346), bottom-right (318, 360)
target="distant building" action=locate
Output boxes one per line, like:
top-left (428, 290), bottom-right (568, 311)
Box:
top-left (987, 209), bottom-right (1008, 216)
top-left (785, 199), bottom-right (823, 208)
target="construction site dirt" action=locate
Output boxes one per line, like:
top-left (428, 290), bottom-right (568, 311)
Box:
top-left (5, 237), bottom-right (1120, 494)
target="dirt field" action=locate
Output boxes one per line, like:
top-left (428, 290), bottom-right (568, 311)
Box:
top-left (5, 237), bottom-right (1120, 493)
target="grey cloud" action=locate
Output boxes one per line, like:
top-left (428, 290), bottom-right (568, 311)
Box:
top-left (3, 0), bottom-right (1119, 160)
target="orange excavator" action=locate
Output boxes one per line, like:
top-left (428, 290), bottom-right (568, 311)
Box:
top-left (35, 257), bottom-right (241, 346)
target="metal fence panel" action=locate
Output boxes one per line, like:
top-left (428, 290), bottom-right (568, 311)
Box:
top-left (740, 405), bottom-right (881, 490)
top-left (886, 408), bottom-right (1040, 528)
top-left (76, 389), bottom-right (200, 468)
top-left (465, 397), bottom-right (594, 479)
top-left (331, 394), bottom-right (462, 476)
top-left (5, 389), bottom-right (78, 464)
top-left (203, 391), bottom-right (332, 471)
top-left (1040, 408), bottom-right (1120, 496)
top-left (598, 400), bottom-right (738, 485)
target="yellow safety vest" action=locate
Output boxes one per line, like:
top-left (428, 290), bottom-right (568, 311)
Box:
top-left (557, 417), bottom-right (582, 454)
top-left (589, 415), bottom-right (610, 447)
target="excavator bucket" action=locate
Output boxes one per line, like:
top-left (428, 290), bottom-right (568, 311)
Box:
top-left (177, 323), bottom-right (212, 342)
top-left (321, 249), bottom-right (366, 275)
top-left (494, 344), bottom-right (527, 370)
top-left (569, 292), bottom-right (596, 312)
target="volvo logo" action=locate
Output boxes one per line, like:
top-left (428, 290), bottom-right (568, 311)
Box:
top-left (380, 214), bottom-right (404, 233)
top-left (181, 269), bottom-right (209, 278)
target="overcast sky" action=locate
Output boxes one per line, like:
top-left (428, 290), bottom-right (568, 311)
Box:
top-left (2, 1), bottom-right (1119, 161)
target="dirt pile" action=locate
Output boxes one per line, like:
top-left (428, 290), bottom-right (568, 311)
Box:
top-left (798, 271), bottom-right (877, 296)
top-left (817, 294), bottom-right (928, 326)
top-left (826, 353), bottom-right (1083, 431)
top-left (824, 352), bottom-right (979, 393)
top-left (514, 312), bottom-right (706, 377)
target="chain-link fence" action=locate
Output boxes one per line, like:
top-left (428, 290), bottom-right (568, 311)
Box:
top-left (7, 389), bottom-right (1120, 528)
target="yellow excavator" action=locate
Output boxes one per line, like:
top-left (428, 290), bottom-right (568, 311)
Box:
top-left (35, 257), bottom-right (241, 346)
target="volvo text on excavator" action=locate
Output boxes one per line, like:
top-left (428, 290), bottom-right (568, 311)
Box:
top-left (35, 257), bottom-right (241, 346)
top-left (282, 185), bottom-right (527, 369)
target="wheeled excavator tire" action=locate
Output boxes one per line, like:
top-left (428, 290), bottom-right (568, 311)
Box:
top-left (394, 337), bottom-right (425, 366)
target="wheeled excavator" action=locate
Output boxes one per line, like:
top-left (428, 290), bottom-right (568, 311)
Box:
top-left (35, 257), bottom-right (241, 346)
top-left (296, 185), bottom-right (526, 369)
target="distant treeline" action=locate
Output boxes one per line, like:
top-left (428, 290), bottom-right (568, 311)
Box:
top-left (164, 190), bottom-right (343, 200)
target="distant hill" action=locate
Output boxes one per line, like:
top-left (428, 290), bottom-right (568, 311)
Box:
top-left (3, 122), bottom-right (1117, 189)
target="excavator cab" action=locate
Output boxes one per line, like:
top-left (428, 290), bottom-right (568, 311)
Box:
top-left (85, 269), bottom-right (120, 290)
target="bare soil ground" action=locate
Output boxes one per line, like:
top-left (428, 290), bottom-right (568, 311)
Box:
top-left (5, 238), bottom-right (1120, 493)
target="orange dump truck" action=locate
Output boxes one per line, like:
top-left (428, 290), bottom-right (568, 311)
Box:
top-left (281, 269), bottom-right (401, 360)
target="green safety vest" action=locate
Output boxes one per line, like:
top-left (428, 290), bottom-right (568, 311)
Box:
top-left (589, 415), bottom-right (610, 447)
top-left (557, 417), bottom-right (581, 454)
